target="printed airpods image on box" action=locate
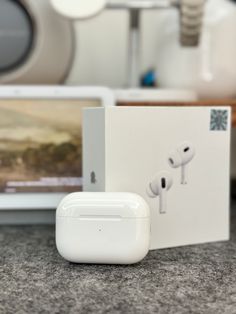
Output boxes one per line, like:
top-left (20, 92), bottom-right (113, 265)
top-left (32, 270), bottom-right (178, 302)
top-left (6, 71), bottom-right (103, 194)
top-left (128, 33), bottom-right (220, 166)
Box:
top-left (83, 107), bottom-right (231, 250)
top-left (168, 142), bottom-right (195, 185)
top-left (146, 171), bottom-right (173, 214)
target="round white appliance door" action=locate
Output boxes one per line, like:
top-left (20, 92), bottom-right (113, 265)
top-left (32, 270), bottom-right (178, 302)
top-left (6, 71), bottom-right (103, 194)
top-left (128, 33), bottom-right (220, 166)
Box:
top-left (0, 0), bottom-right (74, 84)
top-left (0, 0), bottom-right (34, 73)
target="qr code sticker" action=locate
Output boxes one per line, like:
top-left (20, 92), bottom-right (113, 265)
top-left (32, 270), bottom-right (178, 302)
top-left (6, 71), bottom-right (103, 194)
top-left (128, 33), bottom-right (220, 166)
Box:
top-left (210, 110), bottom-right (228, 131)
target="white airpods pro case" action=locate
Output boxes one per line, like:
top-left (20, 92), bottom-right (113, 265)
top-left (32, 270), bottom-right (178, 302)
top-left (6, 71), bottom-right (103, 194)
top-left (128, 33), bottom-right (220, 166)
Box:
top-left (56, 192), bottom-right (150, 264)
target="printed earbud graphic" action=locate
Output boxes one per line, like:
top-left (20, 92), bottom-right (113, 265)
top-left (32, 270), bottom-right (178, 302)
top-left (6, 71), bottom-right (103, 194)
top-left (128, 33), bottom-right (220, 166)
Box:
top-left (146, 171), bottom-right (173, 214)
top-left (168, 142), bottom-right (195, 185)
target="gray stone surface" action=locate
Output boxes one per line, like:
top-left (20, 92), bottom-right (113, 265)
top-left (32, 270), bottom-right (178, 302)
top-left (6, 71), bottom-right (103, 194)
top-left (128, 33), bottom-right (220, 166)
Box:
top-left (0, 208), bottom-right (236, 314)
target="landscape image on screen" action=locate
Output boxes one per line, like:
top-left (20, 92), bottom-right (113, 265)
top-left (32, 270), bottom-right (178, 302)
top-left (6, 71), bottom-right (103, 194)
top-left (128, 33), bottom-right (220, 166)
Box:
top-left (0, 99), bottom-right (100, 193)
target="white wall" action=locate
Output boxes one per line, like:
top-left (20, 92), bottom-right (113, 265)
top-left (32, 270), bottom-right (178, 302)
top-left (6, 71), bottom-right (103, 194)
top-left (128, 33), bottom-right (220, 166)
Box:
top-left (66, 10), bottom-right (129, 87)
top-left (66, 8), bottom-right (178, 87)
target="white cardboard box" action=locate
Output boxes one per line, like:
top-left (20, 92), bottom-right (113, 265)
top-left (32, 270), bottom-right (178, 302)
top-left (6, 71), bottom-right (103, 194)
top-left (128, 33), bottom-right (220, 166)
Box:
top-left (83, 107), bottom-right (231, 250)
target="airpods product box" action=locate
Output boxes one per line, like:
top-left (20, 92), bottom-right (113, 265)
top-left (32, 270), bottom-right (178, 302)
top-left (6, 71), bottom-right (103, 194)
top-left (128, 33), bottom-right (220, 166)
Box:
top-left (83, 107), bottom-right (231, 250)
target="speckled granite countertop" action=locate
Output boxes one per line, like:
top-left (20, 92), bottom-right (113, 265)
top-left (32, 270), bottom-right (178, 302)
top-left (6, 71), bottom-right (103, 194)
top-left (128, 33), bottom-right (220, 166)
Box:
top-left (0, 207), bottom-right (236, 314)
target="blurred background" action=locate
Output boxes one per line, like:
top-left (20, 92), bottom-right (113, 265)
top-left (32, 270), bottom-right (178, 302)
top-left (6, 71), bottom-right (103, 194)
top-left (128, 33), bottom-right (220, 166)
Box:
top-left (0, 0), bottom-right (236, 180)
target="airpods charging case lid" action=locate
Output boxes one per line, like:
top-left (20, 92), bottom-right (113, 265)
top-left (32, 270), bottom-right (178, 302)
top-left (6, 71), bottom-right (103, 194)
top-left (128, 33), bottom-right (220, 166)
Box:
top-left (56, 192), bottom-right (150, 264)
